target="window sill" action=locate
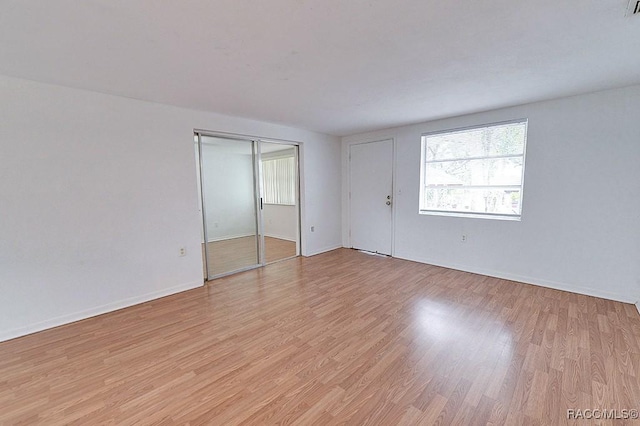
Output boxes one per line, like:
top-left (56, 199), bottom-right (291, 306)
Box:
top-left (419, 210), bottom-right (521, 221)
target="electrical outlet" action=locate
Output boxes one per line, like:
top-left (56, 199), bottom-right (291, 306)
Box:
top-left (179, 247), bottom-right (187, 257)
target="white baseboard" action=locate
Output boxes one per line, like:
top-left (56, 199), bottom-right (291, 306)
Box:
top-left (0, 280), bottom-right (203, 343)
top-left (394, 251), bottom-right (636, 304)
top-left (206, 233), bottom-right (255, 243)
top-left (304, 244), bottom-right (342, 257)
top-left (636, 301), bottom-right (640, 317)
top-left (264, 233), bottom-right (297, 242)
top-left (206, 233), bottom-right (297, 243)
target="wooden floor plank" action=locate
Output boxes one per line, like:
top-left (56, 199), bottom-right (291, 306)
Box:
top-left (203, 236), bottom-right (297, 276)
top-left (1, 248), bottom-right (639, 424)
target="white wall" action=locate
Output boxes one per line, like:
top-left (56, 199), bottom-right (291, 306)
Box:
top-left (0, 75), bottom-right (341, 342)
top-left (343, 86), bottom-right (640, 304)
top-left (263, 204), bottom-right (298, 241)
top-left (201, 145), bottom-right (256, 241)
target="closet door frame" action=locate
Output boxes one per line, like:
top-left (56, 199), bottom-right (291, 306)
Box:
top-left (195, 130), bottom-right (301, 281)
top-left (196, 132), bottom-right (261, 280)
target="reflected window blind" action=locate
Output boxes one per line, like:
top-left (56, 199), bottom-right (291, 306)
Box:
top-left (262, 156), bottom-right (295, 205)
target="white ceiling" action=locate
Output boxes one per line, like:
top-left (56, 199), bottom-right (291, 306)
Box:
top-left (1, 1), bottom-right (639, 136)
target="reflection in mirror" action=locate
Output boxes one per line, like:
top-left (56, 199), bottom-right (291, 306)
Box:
top-left (260, 142), bottom-right (299, 263)
top-left (199, 136), bottom-right (259, 278)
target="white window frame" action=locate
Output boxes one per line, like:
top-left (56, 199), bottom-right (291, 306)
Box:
top-left (419, 119), bottom-right (528, 221)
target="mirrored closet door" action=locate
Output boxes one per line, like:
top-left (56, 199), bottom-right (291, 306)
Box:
top-left (259, 142), bottom-right (300, 265)
top-left (196, 132), bottom-right (300, 280)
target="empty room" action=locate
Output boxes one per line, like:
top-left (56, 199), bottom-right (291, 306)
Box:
top-left (1, 1), bottom-right (640, 425)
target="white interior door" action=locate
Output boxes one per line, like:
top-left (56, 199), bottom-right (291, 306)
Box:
top-left (349, 139), bottom-right (393, 255)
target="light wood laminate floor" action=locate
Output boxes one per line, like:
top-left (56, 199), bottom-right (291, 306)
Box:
top-left (203, 236), bottom-right (297, 277)
top-left (1, 249), bottom-right (640, 425)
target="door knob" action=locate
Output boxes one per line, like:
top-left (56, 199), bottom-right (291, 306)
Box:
top-left (386, 201), bottom-right (391, 205)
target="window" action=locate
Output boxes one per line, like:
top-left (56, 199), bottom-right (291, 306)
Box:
top-left (419, 120), bottom-right (527, 220)
top-left (262, 156), bottom-right (296, 205)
